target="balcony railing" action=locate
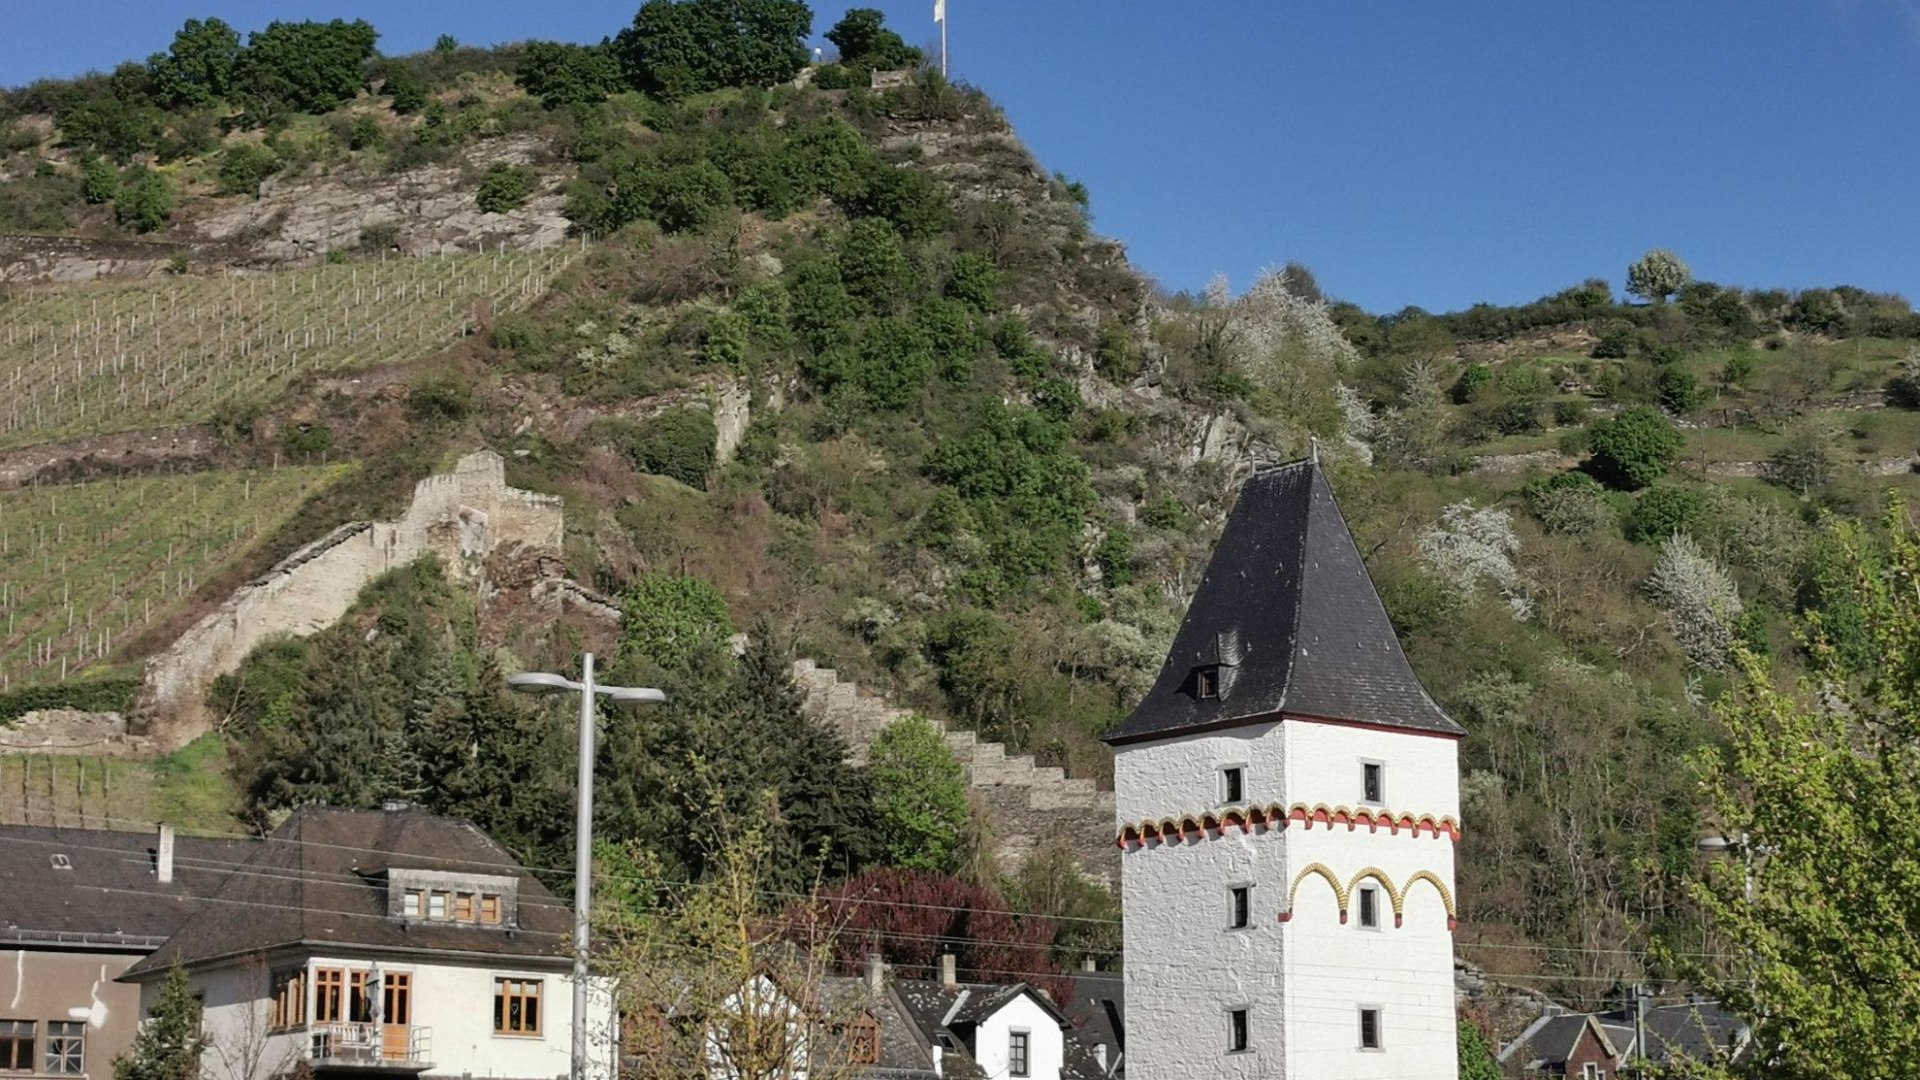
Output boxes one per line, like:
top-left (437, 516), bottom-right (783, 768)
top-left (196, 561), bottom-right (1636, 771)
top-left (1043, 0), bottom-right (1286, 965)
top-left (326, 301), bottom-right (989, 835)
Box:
top-left (308, 1023), bottom-right (434, 1070)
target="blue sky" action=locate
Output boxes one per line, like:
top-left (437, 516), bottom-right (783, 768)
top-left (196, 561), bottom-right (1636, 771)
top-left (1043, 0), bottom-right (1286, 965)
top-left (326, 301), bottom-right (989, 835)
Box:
top-left (5, 2), bottom-right (1918, 313)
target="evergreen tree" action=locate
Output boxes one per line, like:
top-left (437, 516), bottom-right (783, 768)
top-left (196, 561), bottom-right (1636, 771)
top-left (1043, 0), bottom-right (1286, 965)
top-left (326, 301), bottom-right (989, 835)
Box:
top-left (113, 964), bottom-right (204, 1080)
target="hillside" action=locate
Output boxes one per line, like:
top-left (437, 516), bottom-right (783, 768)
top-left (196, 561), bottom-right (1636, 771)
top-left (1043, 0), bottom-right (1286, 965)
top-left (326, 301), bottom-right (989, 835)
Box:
top-left (5, 7), bottom-right (1920, 1012)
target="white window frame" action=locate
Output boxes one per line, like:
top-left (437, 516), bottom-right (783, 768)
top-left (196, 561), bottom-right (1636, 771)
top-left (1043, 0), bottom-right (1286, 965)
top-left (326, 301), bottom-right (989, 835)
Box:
top-left (1356, 884), bottom-right (1382, 930)
top-left (1360, 759), bottom-right (1386, 805)
top-left (1583, 1064), bottom-right (1601, 1080)
top-left (1008, 1028), bottom-right (1030, 1077)
top-left (1225, 1006), bottom-right (1251, 1054)
top-left (1219, 764), bottom-right (1247, 806)
top-left (1358, 1005), bottom-right (1384, 1051)
top-left (1226, 883), bottom-right (1253, 930)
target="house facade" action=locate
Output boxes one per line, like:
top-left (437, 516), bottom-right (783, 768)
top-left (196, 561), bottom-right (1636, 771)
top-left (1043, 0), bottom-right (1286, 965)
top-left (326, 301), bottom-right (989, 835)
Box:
top-left (1105, 460), bottom-right (1464, 1079)
top-left (1501, 1001), bottom-right (1750, 1076)
top-left (115, 806), bottom-right (614, 1080)
top-left (0, 823), bottom-right (255, 1080)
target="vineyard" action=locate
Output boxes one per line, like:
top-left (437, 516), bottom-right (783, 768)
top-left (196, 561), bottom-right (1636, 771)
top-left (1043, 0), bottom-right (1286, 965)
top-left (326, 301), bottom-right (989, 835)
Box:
top-left (0, 250), bottom-right (574, 449)
top-left (0, 464), bottom-right (353, 689)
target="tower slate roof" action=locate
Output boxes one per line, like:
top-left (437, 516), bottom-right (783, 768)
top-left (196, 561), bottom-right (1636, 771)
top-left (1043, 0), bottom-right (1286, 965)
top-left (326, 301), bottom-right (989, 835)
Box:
top-left (1104, 459), bottom-right (1463, 745)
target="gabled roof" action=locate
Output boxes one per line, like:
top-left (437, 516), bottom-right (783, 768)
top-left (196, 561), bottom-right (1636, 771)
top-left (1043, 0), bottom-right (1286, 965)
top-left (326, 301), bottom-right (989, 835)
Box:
top-left (123, 806), bottom-right (570, 978)
top-left (1503, 1002), bottom-right (1750, 1069)
top-left (0, 825), bottom-right (256, 949)
top-left (1105, 459), bottom-right (1462, 745)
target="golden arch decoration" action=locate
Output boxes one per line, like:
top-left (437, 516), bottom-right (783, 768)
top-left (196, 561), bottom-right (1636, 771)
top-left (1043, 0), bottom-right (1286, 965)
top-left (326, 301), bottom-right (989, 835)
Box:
top-left (1281, 862), bottom-right (1348, 923)
top-left (1401, 870), bottom-right (1459, 930)
top-left (1115, 803), bottom-right (1460, 850)
top-left (1345, 867), bottom-right (1404, 926)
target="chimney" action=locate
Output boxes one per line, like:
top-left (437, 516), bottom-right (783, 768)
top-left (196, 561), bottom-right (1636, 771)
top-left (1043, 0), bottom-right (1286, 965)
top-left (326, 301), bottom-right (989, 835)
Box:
top-left (1095, 1044), bottom-right (1108, 1073)
top-left (930, 1045), bottom-right (943, 1079)
top-left (157, 824), bottom-right (175, 885)
top-left (1082, 956), bottom-right (1097, 973)
top-left (865, 954), bottom-right (886, 993)
top-left (939, 953), bottom-right (957, 990)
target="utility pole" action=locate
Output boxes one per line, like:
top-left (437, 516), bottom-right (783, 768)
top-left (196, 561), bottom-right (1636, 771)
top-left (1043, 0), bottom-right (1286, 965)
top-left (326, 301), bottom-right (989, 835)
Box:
top-left (935, 0), bottom-right (948, 77)
top-left (509, 656), bottom-right (665, 1080)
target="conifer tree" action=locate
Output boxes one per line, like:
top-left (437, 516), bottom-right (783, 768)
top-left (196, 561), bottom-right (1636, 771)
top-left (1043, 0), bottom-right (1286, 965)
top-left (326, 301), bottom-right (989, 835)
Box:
top-left (114, 964), bottom-right (204, 1080)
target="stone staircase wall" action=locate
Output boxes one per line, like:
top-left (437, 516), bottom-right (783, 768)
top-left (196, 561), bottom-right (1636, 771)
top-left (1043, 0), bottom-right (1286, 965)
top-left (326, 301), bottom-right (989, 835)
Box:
top-left (790, 660), bottom-right (1117, 884)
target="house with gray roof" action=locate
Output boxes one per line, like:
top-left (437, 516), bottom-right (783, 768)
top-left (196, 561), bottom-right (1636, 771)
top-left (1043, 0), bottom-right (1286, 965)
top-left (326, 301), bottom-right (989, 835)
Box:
top-left (0, 823), bottom-right (255, 1078)
top-left (1500, 1000), bottom-right (1751, 1077)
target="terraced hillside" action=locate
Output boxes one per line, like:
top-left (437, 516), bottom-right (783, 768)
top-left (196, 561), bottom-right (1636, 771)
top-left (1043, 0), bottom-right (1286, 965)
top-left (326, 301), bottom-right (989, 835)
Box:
top-left (0, 250), bottom-right (570, 447)
top-left (0, 464), bottom-right (352, 688)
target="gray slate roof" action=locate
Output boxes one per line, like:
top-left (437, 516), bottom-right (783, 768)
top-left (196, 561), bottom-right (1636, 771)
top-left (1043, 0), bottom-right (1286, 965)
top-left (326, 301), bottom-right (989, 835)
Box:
top-left (1503, 1002), bottom-right (1748, 1069)
top-left (1105, 459), bottom-right (1462, 745)
top-left (124, 806), bottom-right (572, 978)
top-left (0, 824), bottom-right (257, 949)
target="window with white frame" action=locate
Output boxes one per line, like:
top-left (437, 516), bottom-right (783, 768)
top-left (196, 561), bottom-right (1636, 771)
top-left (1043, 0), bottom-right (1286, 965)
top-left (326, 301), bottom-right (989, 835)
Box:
top-left (44, 1023), bottom-right (82, 1075)
top-left (1583, 1064), bottom-right (1602, 1080)
top-left (1357, 884), bottom-right (1381, 929)
top-left (1009, 1030), bottom-right (1030, 1077)
top-left (0, 1021), bottom-right (34, 1072)
top-left (1221, 765), bottom-right (1245, 805)
top-left (1359, 1007), bottom-right (1383, 1050)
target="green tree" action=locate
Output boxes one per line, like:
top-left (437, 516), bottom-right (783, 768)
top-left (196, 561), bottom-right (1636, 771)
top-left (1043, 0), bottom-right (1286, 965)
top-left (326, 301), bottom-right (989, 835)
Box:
top-left (80, 157), bottom-right (120, 204)
top-left (381, 61), bottom-right (428, 114)
top-left (1691, 504), bottom-right (1920, 1079)
top-left (1658, 365), bottom-right (1707, 414)
top-left (113, 963), bottom-right (204, 1080)
top-left (867, 715), bottom-right (970, 872)
top-left (825, 8), bottom-right (923, 70)
top-left (1457, 1018), bottom-right (1502, 1080)
top-left (475, 164), bottom-right (536, 213)
top-left (1627, 248), bottom-right (1692, 304)
top-left (516, 42), bottom-right (624, 108)
top-left (233, 19), bottom-right (379, 116)
top-left (1629, 483), bottom-right (1708, 543)
top-left (147, 18), bottom-right (242, 108)
top-left (1586, 404), bottom-right (1684, 490)
top-left (613, 0), bottom-right (813, 102)
top-left (622, 573), bottom-right (735, 670)
top-left (216, 143), bottom-right (279, 196)
top-left (835, 218), bottom-right (914, 313)
top-left (114, 168), bottom-right (174, 233)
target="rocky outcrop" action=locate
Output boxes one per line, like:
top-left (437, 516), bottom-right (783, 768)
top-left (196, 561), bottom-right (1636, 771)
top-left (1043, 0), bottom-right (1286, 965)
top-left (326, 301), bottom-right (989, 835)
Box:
top-left (790, 660), bottom-right (1118, 883)
top-left (134, 450), bottom-right (563, 746)
top-left (0, 709), bottom-right (151, 756)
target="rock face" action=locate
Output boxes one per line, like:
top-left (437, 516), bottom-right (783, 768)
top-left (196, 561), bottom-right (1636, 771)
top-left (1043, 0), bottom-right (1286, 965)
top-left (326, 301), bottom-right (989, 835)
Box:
top-left (134, 450), bottom-right (563, 746)
top-left (789, 659), bottom-right (1118, 885)
top-left (0, 710), bottom-right (151, 756)
top-left (186, 137), bottom-right (571, 263)
top-left (0, 235), bottom-right (188, 284)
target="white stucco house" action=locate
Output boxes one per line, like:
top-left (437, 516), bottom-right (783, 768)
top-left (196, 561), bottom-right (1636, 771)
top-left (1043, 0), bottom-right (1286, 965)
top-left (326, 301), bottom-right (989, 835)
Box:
top-left (1105, 459), bottom-right (1464, 1079)
top-left (119, 806), bottom-right (614, 1080)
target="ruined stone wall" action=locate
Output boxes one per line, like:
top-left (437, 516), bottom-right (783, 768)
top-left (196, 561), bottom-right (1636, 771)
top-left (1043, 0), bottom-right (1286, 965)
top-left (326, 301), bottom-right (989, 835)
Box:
top-left (0, 709), bottom-right (151, 756)
top-left (789, 660), bottom-right (1118, 885)
top-left (135, 451), bottom-right (562, 746)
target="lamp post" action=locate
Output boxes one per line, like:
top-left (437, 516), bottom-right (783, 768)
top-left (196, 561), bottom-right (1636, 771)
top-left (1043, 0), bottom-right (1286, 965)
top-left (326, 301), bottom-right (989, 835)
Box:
top-left (509, 654), bottom-right (665, 1080)
top-left (1696, 832), bottom-right (1757, 905)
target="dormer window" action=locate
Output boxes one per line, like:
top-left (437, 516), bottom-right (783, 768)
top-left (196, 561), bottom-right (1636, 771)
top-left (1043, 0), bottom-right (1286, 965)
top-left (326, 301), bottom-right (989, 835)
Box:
top-left (1195, 666), bottom-right (1221, 699)
top-left (389, 869), bottom-right (517, 926)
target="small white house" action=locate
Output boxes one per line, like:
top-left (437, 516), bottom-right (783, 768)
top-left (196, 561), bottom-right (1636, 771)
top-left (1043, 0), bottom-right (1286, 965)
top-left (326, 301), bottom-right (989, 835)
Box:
top-left (1105, 459), bottom-right (1464, 1079)
top-left (120, 806), bottom-right (614, 1080)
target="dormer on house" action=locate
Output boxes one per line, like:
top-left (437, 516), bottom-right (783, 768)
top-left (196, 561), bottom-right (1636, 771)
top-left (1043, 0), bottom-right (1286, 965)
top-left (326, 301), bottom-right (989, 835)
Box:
top-left (118, 806), bottom-right (612, 1080)
top-left (1106, 458), bottom-right (1464, 1079)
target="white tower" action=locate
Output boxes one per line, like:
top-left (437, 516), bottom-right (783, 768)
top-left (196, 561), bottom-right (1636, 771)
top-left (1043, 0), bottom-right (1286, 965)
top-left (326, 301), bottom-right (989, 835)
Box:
top-left (1106, 460), bottom-right (1463, 1079)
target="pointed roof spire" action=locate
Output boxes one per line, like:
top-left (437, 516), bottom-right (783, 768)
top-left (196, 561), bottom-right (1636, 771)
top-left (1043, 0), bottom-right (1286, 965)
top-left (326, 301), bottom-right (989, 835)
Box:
top-left (1105, 459), bottom-right (1462, 745)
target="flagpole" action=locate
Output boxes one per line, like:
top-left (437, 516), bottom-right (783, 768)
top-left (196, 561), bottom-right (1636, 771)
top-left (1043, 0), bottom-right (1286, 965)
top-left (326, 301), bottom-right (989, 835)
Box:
top-left (936, 0), bottom-right (948, 78)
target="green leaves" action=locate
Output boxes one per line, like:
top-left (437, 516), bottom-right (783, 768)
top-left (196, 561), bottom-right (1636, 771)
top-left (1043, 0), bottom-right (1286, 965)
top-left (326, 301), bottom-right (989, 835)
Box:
top-left (613, 0), bottom-right (813, 102)
top-left (868, 715), bottom-right (970, 872)
top-left (622, 573), bottom-right (735, 670)
top-left (113, 965), bottom-right (204, 1080)
top-left (1587, 404), bottom-right (1684, 490)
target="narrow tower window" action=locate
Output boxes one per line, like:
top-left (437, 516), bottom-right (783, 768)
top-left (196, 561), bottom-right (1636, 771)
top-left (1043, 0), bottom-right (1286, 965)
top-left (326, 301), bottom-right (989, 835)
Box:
top-left (1359, 1007), bottom-right (1383, 1050)
top-left (1361, 761), bottom-right (1385, 804)
top-left (1228, 885), bottom-right (1251, 929)
top-left (1221, 766), bottom-right (1245, 805)
top-left (1226, 1008), bottom-right (1249, 1053)
top-left (1357, 885), bottom-right (1380, 929)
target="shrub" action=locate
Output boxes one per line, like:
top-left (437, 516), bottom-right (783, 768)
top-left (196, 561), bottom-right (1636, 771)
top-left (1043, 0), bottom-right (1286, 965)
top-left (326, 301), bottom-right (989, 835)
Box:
top-left (80, 157), bottom-right (119, 204)
top-left (1886, 347), bottom-right (1920, 409)
top-left (1489, 400), bottom-right (1542, 436)
top-left (1628, 484), bottom-right (1708, 543)
top-left (826, 8), bottom-right (923, 70)
top-left (1656, 366), bottom-right (1706, 414)
top-left (475, 163), bottom-right (536, 213)
top-left (620, 572), bottom-right (733, 669)
top-left (1626, 248), bottom-right (1691, 304)
top-left (611, 408), bottom-right (717, 488)
top-left (1093, 527), bottom-right (1133, 586)
top-left (113, 168), bottom-right (173, 232)
top-left (650, 160), bottom-right (733, 233)
top-left (1591, 321), bottom-right (1634, 359)
top-left (1522, 471), bottom-right (1614, 537)
top-left (944, 252), bottom-right (1000, 312)
top-left (1586, 405), bottom-right (1683, 490)
top-left (1645, 534), bottom-right (1742, 670)
top-left (702, 309), bottom-right (749, 368)
top-left (840, 158), bottom-right (950, 241)
top-left (217, 142), bottom-right (280, 196)
top-left (836, 218), bottom-right (915, 313)
top-left (281, 422), bottom-right (334, 457)
top-left (1551, 399), bottom-right (1588, 427)
top-left (1451, 363), bottom-right (1493, 404)
top-left (407, 374), bottom-right (473, 423)
top-left (516, 41), bottom-right (623, 108)
top-left (1095, 322), bottom-right (1142, 382)
top-left (357, 222), bottom-right (399, 251)
top-left (1763, 431), bottom-right (1835, 498)
top-left (381, 62), bottom-right (428, 114)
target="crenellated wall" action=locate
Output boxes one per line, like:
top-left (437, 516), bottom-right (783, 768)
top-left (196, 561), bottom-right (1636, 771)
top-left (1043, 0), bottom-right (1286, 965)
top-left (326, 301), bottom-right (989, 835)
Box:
top-left (134, 451), bottom-right (562, 746)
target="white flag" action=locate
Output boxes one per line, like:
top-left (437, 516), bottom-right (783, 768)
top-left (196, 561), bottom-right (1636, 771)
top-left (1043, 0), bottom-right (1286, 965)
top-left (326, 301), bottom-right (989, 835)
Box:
top-left (934, 0), bottom-right (946, 23)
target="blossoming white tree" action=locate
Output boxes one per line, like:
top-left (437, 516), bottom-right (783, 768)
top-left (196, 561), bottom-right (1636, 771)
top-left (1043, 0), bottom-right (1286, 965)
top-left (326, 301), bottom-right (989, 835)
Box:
top-left (1645, 534), bottom-right (1744, 670)
top-left (1418, 501), bottom-right (1533, 620)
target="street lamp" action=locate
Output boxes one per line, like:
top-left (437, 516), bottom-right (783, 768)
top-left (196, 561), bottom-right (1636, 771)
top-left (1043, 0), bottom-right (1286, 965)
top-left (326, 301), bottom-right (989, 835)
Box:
top-left (1696, 832), bottom-right (1762, 904)
top-left (509, 654), bottom-right (665, 1080)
